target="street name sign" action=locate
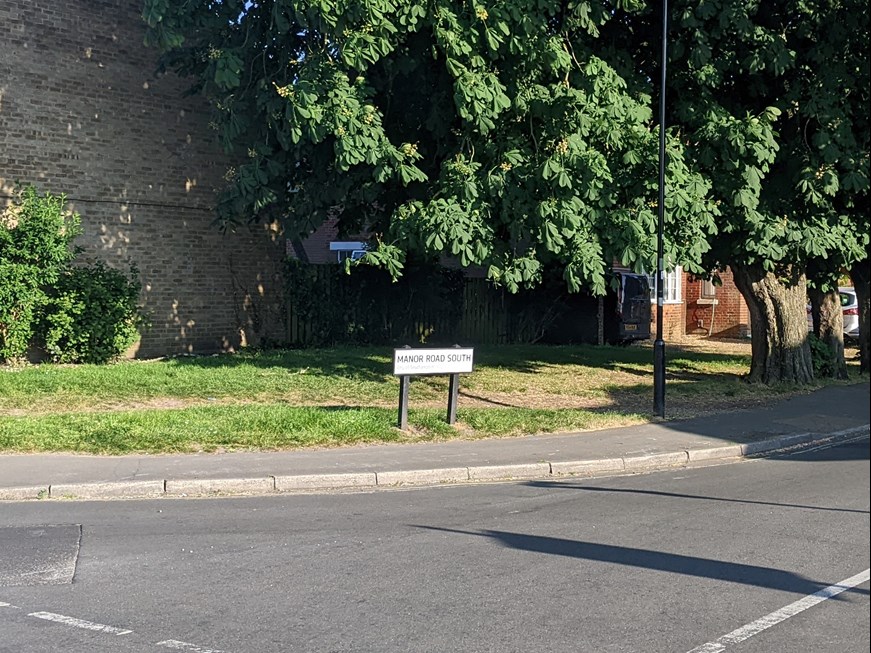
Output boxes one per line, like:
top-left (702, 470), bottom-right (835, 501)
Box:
top-left (393, 347), bottom-right (474, 376)
top-left (392, 346), bottom-right (475, 430)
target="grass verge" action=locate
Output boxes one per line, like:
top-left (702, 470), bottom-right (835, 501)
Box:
top-left (0, 340), bottom-right (862, 454)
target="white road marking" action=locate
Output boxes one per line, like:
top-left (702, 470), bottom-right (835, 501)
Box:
top-left (156, 639), bottom-right (226, 652)
top-left (0, 601), bottom-right (19, 608)
top-left (28, 611), bottom-right (132, 635)
top-left (688, 568), bottom-right (870, 653)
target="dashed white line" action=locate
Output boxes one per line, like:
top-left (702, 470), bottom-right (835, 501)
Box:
top-left (688, 568), bottom-right (870, 653)
top-left (12, 605), bottom-right (229, 651)
top-left (156, 639), bottom-right (226, 652)
top-left (28, 611), bottom-right (132, 636)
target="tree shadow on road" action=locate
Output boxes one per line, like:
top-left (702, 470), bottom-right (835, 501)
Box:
top-left (521, 481), bottom-right (869, 515)
top-left (413, 525), bottom-right (869, 599)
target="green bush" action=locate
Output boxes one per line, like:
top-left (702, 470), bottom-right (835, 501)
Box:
top-left (808, 333), bottom-right (835, 378)
top-left (40, 262), bottom-right (143, 364)
top-left (0, 186), bottom-right (80, 361)
top-left (1, 185), bottom-right (144, 364)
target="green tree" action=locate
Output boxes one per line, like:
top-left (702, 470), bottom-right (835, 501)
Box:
top-left (851, 255), bottom-right (869, 374)
top-left (142, 0), bottom-right (717, 296)
top-left (806, 262), bottom-right (848, 380)
top-left (143, 0), bottom-right (868, 384)
top-left (782, 0), bottom-right (869, 378)
top-left (623, 0), bottom-right (869, 383)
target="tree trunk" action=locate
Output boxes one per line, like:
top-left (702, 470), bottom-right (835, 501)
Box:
top-left (731, 263), bottom-right (814, 384)
top-left (807, 286), bottom-right (848, 379)
top-left (850, 257), bottom-right (870, 374)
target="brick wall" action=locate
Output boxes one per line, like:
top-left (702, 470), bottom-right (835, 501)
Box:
top-left (287, 217), bottom-right (341, 264)
top-left (684, 268), bottom-right (750, 338)
top-left (649, 302), bottom-right (686, 341)
top-left (0, 0), bottom-right (285, 357)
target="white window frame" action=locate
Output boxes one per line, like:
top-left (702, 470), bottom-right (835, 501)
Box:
top-left (648, 266), bottom-right (682, 304)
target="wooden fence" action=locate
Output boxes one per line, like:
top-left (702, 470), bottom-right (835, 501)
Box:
top-left (284, 264), bottom-right (606, 348)
top-left (285, 268), bottom-right (511, 346)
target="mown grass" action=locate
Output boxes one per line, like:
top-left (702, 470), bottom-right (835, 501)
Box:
top-left (0, 341), bottom-right (862, 454)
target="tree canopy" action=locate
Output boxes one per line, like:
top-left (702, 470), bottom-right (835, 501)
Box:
top-left (658, 0), bottom-right (868, 281)
top-left (143, 0), bottom-right (870, 381)
top-left (653, 0), bottom-right (869, 382)
top-left (143, 0), bottom-right (718, 294)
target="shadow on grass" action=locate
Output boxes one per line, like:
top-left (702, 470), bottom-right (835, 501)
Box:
top-left (458, 390), bottom-right (524, 408)
top-left (472, 343), bottom-right (751, 376)
top-left (12, 342), bottom-right (853, 446)
top-left (163, 347), bottom-right (393, 384)
top-left (149, 343), bottom-right (752, 388)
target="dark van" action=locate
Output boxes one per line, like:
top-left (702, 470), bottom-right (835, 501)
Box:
top-left (610, 271), bottom-right (652, 343)
top-left (530, 270), bottom-right (652, 345)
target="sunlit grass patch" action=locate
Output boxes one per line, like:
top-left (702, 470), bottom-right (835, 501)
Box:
top-left (0, 339), bottom-right (862, 454)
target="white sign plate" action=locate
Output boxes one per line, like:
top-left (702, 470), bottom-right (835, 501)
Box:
top-left (393, 347), bottom-right (474, 376)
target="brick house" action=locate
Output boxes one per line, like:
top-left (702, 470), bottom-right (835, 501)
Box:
top-left (649, 266), bottom-right (751, 340)
top-left (294, 218), bottom-right (752, 341)
top-left (682, 267), bottom-right (751, 338)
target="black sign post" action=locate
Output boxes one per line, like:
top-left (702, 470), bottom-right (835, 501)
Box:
top-left (447, 373), bottom-right (460, 424)
top-left (397, 373), bottom-right (411, 430)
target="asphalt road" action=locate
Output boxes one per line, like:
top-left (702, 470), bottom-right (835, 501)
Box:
top-left (1, 436), bottom-right (868, 653)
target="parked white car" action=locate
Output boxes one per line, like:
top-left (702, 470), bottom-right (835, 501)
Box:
top-left (841, 287), bottom-right (860, 340)
top-left (807, 287), bottom-right (860, 341)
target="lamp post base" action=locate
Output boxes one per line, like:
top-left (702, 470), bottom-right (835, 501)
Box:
top-left (653, 338), bottom-right (666, 417)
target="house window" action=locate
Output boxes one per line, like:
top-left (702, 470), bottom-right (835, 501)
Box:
top-left (648, 267), bottom-right (682, 303)
top-left (329, 241), bottom-right (368, 263)
top-left (701, 279), bottom-right (716, 299)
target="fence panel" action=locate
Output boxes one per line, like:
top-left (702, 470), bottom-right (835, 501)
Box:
top-left (284, 264), bottom-right (610, 348)
top-left (286, 266), bottom-right (517, 347)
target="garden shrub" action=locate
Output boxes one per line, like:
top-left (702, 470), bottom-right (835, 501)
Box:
top-left (1, 185), bottom-right (144, 364)
top-left (41, 262), bottom-right (143, 364)
top-left (808, 333), bottom-right (835, 378)
top-left (0, 186), bottom-right (80, 361)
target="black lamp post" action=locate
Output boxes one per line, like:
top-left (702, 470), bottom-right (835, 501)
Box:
top-left (653, 0), bottom-right (668, 418)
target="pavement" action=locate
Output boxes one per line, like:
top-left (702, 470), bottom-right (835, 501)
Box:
top-left (0, 382), bottom-right (868, 501)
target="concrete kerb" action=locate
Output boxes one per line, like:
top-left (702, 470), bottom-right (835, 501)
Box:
top-left (687, 444), bottom-right (744, 462)
top-left (376, 467), bottom-right (470, 487)
top-left (0, 427), bottom-right (866, 501)
top-left (0, 486), bottom-right (49, 501)
top-left (623, 451), bottom-right (689, 472)
top-left (742, 432), bottom-right (815, 455)
top-left (50, 480), bottom-right (165, 500)
top-left (468, 462), bottom-right (551, 482)
top-left (551, 458), bottom-right (625, 477)
top-left (741, 425), bottom-right (869, 456)
top-left (274, 473), bottom-right (377, 491)
top-left (165, 477), bottom-right (275, 497)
